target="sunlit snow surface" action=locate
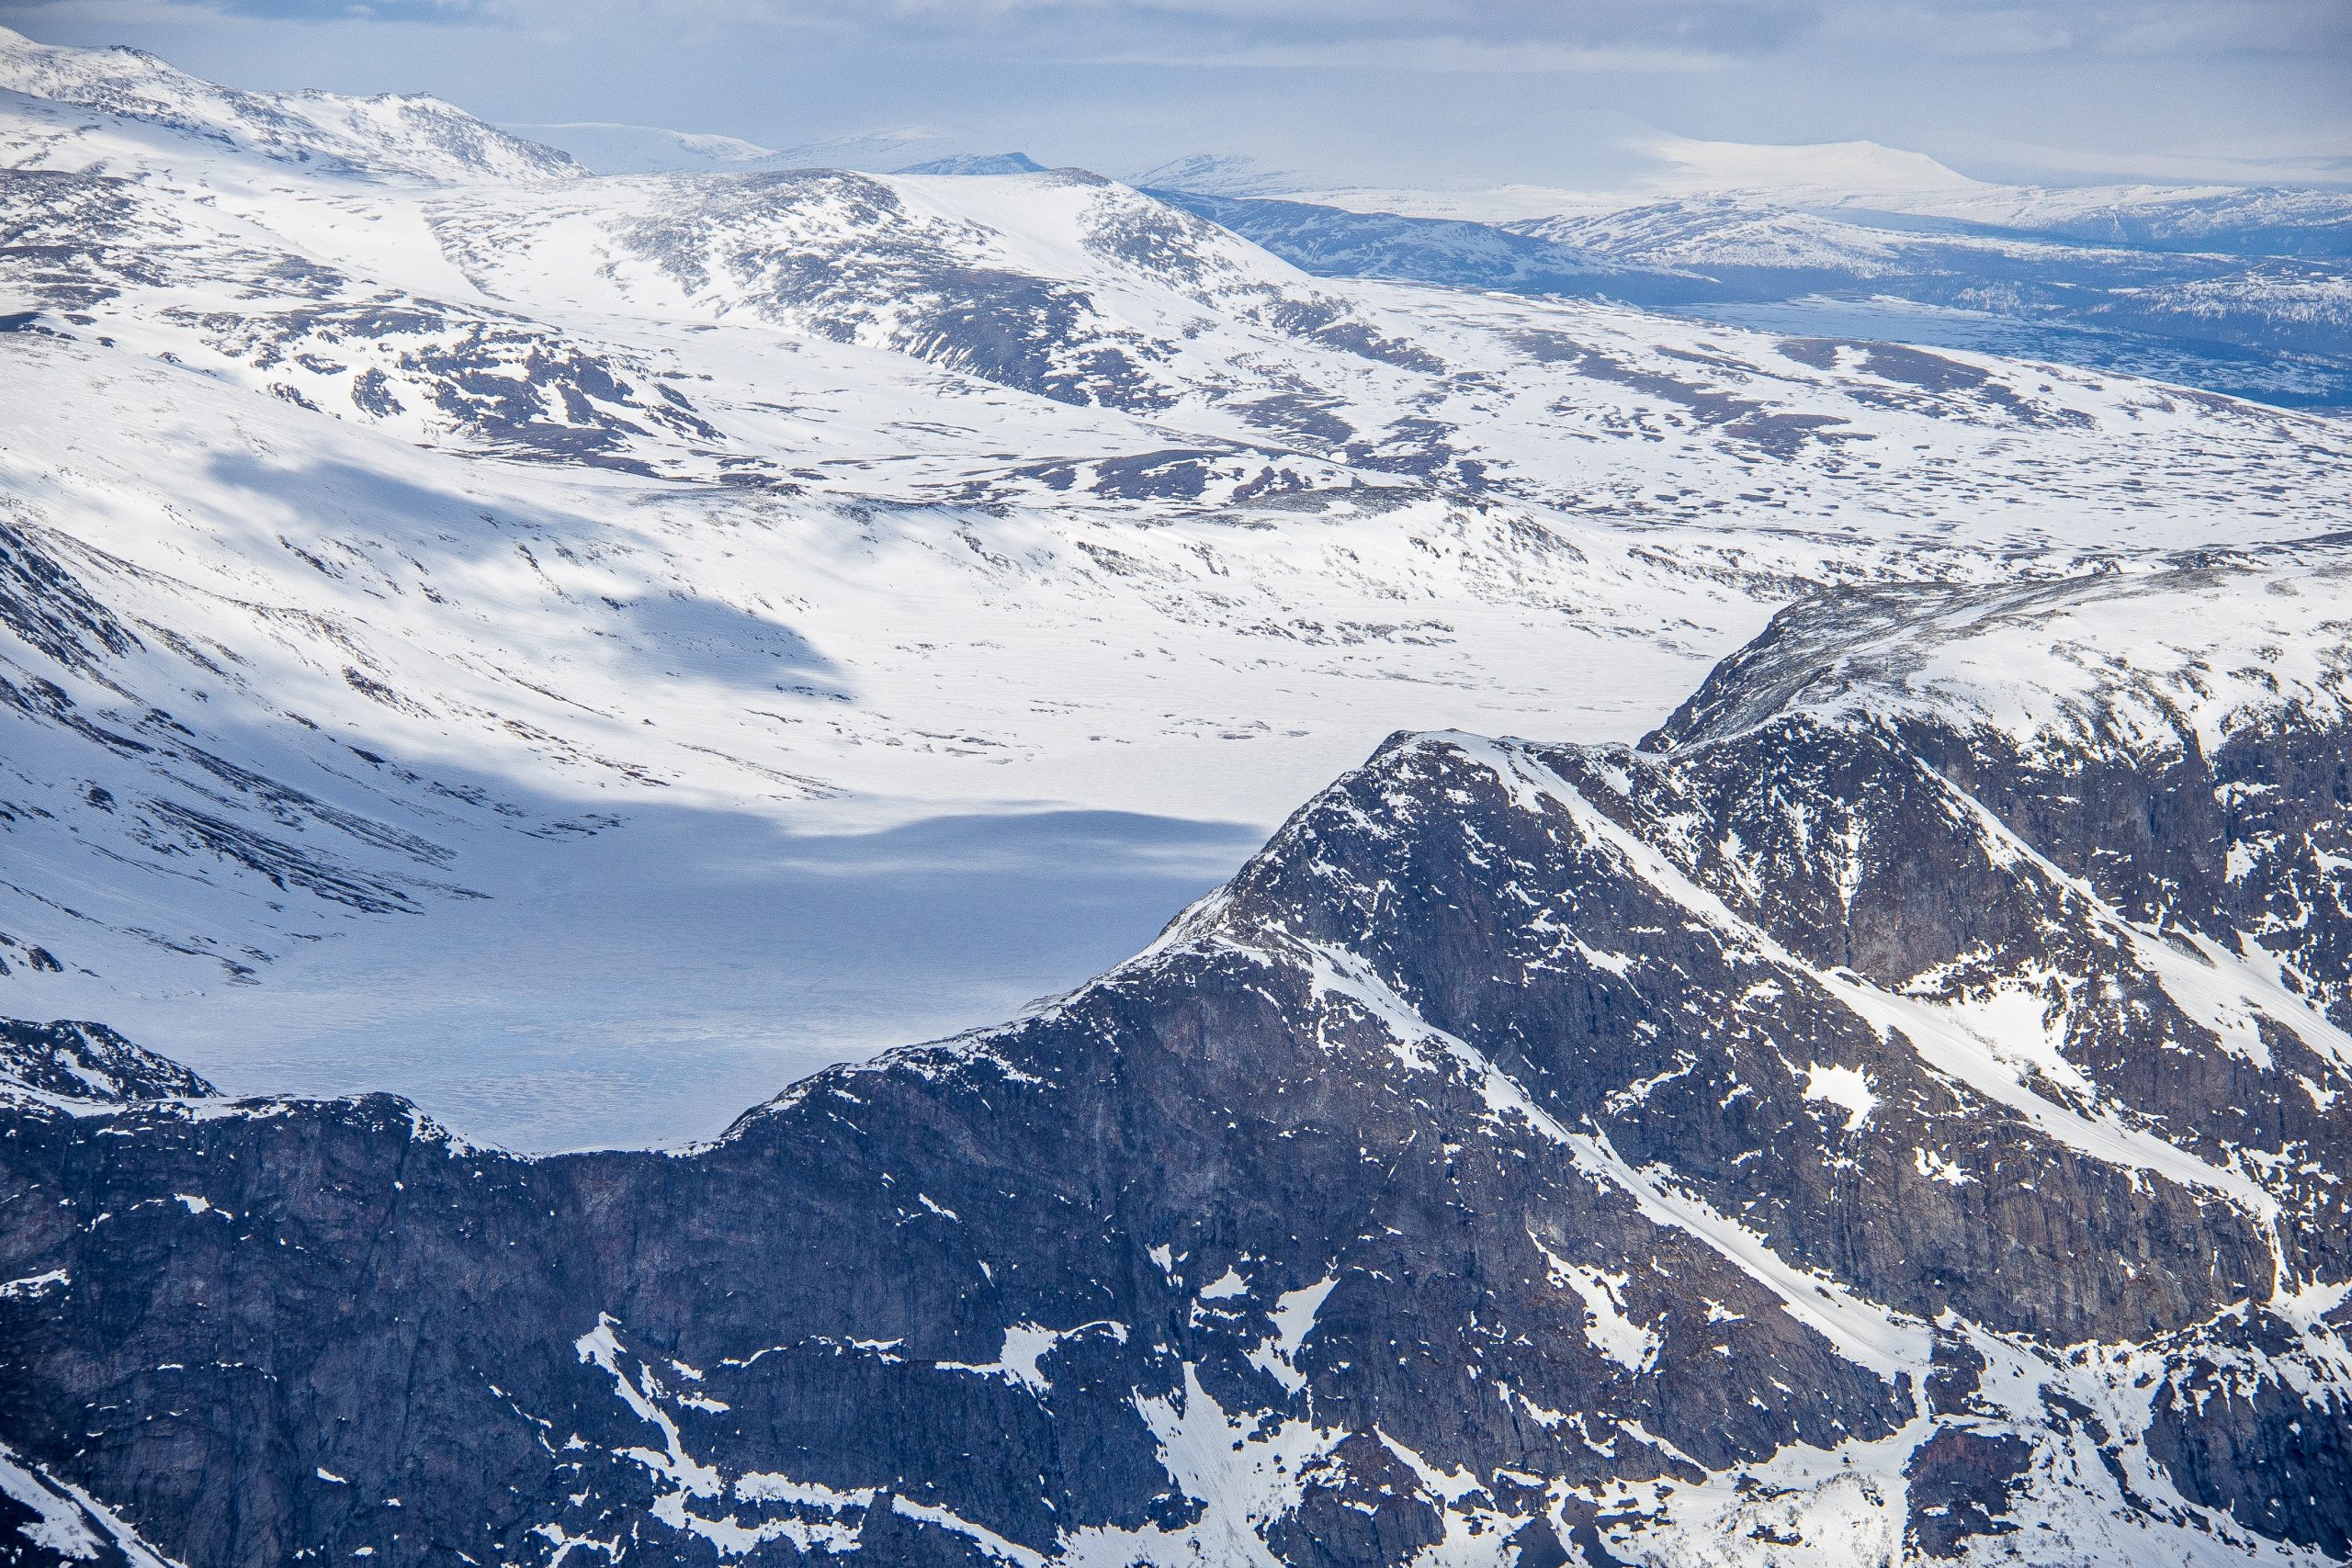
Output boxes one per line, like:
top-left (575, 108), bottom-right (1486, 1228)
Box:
top-left (4, 28), bottom-right (2352, 1146)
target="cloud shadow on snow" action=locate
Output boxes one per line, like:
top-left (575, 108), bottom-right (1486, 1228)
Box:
top-left (197, 450), bottom-right (847, 692)
top-left (12, 450), bottom-right (1271, 1150)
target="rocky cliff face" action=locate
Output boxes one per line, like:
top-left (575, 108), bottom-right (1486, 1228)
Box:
top-left (6, 550), bottom-right (2352, 1568)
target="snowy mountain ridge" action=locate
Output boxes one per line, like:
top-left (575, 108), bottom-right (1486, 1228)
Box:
top-left (1648, 562), bottom-right (2352, 759)
top-left (0, 23), bottom-right (582, 184)
top-left (6, 547), bottom-right (2352, 1565)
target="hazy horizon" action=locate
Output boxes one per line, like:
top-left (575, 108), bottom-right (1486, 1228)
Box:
top-left (3, 0), bottom-right (2346, 192)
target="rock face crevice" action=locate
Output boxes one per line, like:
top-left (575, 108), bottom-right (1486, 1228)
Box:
top-left (7, 555), bottom-right (2352, 1567)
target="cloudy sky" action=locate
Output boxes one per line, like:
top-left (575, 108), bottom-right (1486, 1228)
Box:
top-left (4, 0), bottom-right (2346, 187)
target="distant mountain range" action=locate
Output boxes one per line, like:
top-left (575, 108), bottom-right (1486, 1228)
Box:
top-left (486, 110), bottom-right (2352, 411)
top-left (1145, 178), bottom-right (2352, 411)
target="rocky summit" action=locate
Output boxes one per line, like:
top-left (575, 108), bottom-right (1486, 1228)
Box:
top-left (6, 546), bottom-right (2351, 1567)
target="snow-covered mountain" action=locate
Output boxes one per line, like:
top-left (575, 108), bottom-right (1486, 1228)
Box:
top-left (500, 120), bottom-right (790, 177)
top-left (897, 152), bottom-right (1048, 176)
top-left (1154, 161), bottom-right (2352, 410)
top-left (0, 26), bottom-right (580, 184)
top-left (1631, 133), bottom-right (1991, 206)
top-left (1143, 187), bottom-right (1700, 302)
top-left (4, 28), bottom-right (2351, 1149)
top-left (8, 545), bottom-right (2352, 1566)
top-left (1124, 151), bottom-right (1304, 197)
top-left (1890, 183), bottom-right (2352, 259)
top-left (492, 127), bottom-right (1054, 182)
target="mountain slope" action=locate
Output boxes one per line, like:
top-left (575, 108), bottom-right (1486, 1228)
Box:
top-left (898, 152), bottom-right (1048, 176)
top-left (6, 547), bottom-right (2352, 1566)
top-left (1148, 187), bottom-right (1702, 302)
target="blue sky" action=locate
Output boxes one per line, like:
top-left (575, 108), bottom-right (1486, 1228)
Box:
top-left (5, 0), bottom-right (2346, 186)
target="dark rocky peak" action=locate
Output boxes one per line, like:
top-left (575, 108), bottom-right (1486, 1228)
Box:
top-left (0, 1016), bottom-right (215, 1105)
top-left (1631, 551), bottom-right (2352, 1005)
